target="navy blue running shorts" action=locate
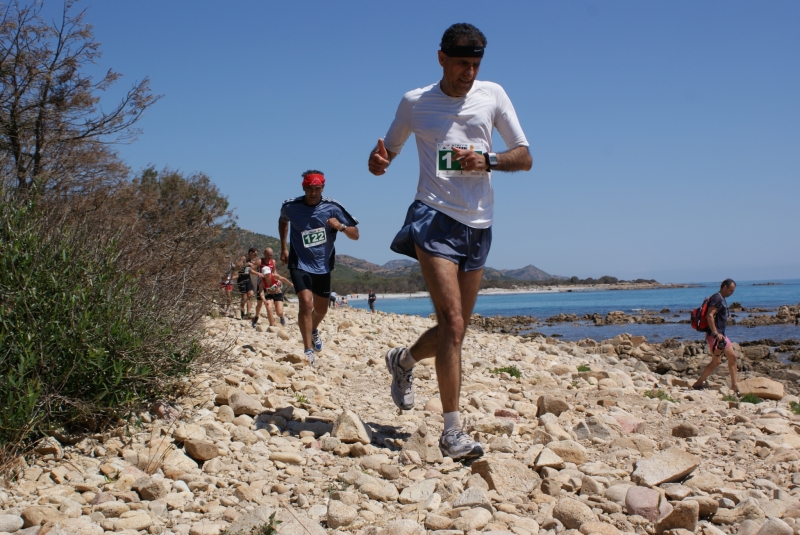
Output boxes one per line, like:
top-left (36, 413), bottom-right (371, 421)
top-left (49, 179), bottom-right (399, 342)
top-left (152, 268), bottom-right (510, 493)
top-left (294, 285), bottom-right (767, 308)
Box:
top-left (390, 200), bottom-right (492, 272)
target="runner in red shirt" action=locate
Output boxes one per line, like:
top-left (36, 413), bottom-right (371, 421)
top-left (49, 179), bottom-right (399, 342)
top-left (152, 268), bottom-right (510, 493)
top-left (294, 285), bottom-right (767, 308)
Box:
top-left (253, 247), bottom-right (293, 328)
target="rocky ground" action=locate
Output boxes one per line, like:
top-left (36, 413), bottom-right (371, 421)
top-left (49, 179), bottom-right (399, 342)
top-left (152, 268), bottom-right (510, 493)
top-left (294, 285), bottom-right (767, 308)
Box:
top-left (4, 304), bottom-right (800, 535)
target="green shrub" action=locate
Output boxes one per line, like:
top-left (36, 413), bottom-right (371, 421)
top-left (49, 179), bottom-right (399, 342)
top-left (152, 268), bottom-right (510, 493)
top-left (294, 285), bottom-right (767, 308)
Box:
top-left (577, 365), bottom-right (591, 372)
top-left (790, 401), bottom-right (800, 415)
top-left (489, 366), bottom-right (522, 378)
top-left (644, 389), bottom-right (678, 403)
top-left (0, 198), bottom-right (206, 456)
top-left (739, 393), bottom-right (762, 404)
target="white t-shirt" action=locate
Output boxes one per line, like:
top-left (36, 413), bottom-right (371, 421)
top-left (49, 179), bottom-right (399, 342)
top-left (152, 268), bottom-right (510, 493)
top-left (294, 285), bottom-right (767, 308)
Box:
top-left (383, 80), bottom-right (529, 228)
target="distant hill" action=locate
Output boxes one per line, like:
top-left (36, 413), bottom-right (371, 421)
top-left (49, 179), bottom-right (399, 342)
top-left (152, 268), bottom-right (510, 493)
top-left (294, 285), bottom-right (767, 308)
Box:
top-left (219, 228), bottom-right (281, 258)
top-left (498, 264), bottom-right (565, 281)
top-left (336, 255), bottom-right (385, 273)
top-left (382, 259), bottom-right (417, 271)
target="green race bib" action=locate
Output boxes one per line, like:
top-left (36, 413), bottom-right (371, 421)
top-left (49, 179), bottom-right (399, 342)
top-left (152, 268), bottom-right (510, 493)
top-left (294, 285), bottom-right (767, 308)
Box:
top-left (301, 227), bottom-right (327, 248)
top-left (436, 142), bottom-right (487, 178)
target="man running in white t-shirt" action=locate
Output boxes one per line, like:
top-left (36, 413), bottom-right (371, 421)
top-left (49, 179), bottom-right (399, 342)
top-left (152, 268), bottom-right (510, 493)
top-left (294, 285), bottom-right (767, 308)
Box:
top-left (368, 23), bottom-right (532, 460)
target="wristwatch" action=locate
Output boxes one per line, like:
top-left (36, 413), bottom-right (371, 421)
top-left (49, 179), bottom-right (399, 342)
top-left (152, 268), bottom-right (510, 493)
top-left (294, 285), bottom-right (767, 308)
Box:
top-left (485, 152), bottom-right (498, 169)
top-left (340, 224), bottom-right (347, 232)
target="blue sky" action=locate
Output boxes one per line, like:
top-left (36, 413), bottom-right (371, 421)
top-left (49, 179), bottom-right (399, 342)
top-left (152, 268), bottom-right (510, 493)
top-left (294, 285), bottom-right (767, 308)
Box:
top-left (62, 1), bottom-right (799, 283)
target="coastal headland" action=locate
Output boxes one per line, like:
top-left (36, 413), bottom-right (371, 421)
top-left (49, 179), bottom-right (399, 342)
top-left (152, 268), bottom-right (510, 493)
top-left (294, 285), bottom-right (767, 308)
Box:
top-left (8, 302), bottom-right (800, 535)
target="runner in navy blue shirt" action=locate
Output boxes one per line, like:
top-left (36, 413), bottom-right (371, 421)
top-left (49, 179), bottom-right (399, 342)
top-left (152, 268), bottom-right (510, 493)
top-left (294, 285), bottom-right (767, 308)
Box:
top-left (279, 170), bottom-right (359, 367)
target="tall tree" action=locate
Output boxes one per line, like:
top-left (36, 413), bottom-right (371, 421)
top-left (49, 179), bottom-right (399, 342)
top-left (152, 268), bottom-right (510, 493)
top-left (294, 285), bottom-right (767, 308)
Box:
top-left (0, 1), bottom-right (158, 191)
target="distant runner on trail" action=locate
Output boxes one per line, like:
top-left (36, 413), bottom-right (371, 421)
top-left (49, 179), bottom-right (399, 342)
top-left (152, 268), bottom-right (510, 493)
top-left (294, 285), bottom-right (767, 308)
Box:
top-left (368, 290), bottom-right (377, 313)
top-left (253, 247), bottom-right (293, 328)
top-left (692, 279), bottom-right (739, 395)
top-left (368, 23), bottom-right (532, 460)
top-left (236, 249), bottom-right (258, 318)
top-left (220, 259), bottom-right (235, 316)
top-left (279, 170), bottom-right (359, 367)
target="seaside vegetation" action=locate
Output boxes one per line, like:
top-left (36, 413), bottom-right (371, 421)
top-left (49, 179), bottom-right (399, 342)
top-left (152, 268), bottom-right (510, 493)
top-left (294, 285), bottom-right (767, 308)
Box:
top-left (739, 393), bottom-right (762, 404)
top-left (0, 2), bottom-right (233, 462)
top-left (644, 389), bottom-right (678, 403)
top-left (489, 365), bottom-right (522, 378)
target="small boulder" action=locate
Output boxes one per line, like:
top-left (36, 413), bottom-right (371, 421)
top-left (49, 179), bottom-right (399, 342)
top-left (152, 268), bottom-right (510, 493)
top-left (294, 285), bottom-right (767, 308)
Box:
top-left (132, 476), bottom-right (166, 501)
top-left (553, 497), bottom-right (598, 529)
top-left (401, 421), bottom-right (443, 463)
top-left (326, 500), bottom-right (357, 529)
top-left (0, 515), bottom-right (24, 533)
top-left (398, 478), bottom-right (436, 505)
top-left (756, 517), bottom-right (793, 535)
top-left (656, 500), bottom-right (699, 534)
top-left (537, 395), bottom-right (570, 416)
top-left (471, 458), bottom-right (540, 497)
top-left (547, 440), bottom-right (588, 464)
top-left (631, 447), bottom-right (699, 487)
top-left (625, 486), bottom-right (671, 522)
top-left (184, 439), bottom-right (219, 462)
top-left (228, 390), bottom-right (264, 416)
top-left (332, 409), bottom-right (372, 444)
top-left (738, 378), bottom-right (785, 400)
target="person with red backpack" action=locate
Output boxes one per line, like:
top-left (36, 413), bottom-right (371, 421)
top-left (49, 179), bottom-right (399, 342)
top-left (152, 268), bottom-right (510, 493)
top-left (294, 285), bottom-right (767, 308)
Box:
top-left (691, 279), bottom-right (739, 395)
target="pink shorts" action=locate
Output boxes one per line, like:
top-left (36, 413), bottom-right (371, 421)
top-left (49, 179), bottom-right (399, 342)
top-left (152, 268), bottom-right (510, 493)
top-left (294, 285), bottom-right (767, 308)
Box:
top-left (705, 333), bottom-right (731, 353)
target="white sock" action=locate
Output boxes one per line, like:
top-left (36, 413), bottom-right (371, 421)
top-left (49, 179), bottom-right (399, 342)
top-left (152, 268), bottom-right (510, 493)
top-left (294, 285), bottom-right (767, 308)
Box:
top-left (443, 411), bottom-right (461, 433)
top-left (399, 348), bottom-right (416, 371)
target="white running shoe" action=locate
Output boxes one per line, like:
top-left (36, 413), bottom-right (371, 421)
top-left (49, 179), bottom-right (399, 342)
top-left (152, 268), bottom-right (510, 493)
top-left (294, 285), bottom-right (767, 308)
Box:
top-left (312, 329), bottom-right (322, 352)
top-left (385, 347), bottom-right (414, 410)
top-left (439, 428), bottom-right (484, 460)
top-left (305, 349), bottom-right (315, 368)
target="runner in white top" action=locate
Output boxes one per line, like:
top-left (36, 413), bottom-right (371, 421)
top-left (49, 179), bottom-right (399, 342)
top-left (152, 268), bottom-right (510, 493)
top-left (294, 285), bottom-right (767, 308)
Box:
top-left (383, 80), bottom-right (528, 228)
top-left (368, 23), bottom-right (532, 461)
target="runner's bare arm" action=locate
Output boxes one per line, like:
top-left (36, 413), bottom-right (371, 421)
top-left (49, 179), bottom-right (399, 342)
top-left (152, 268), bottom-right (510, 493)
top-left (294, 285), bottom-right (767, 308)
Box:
top-left (326, 217), bottom-right (360, 241)
top-left (452, 145), bottom-right (532, 172)
top-left (494, 146), bottom-right (532, 172)
top-left (274, 273), bottom-right (293, 286)
top-left (368, 138), bottom-right (397, 176)
top-left (279, 219), bottom-right (289, 264)
top-left (706, 306), bottom-right (722, 338)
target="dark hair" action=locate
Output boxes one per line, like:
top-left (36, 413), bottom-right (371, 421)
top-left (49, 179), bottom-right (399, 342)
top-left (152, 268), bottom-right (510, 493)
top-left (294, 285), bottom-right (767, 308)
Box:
top-left (302, 170), bottom-right (324, 177)
top-left (720, 278), bottom-right (736, 290)
top-left (440, 23), bottom-right (487, 49)
top-left (248, 247), bottom-right (257, 254)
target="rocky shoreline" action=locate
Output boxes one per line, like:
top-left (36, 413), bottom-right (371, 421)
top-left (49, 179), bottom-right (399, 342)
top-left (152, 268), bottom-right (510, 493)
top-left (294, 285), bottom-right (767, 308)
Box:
top-left (4, 304), bottom-right (800, 535)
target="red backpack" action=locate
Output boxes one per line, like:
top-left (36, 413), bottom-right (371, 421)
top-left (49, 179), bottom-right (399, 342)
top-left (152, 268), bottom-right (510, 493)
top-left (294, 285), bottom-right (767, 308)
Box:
top-left (690, 297), bottom-right (711, 332)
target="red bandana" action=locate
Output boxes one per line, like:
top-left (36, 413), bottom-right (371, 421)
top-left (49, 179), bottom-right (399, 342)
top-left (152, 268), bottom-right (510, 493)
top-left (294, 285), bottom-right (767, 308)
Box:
top-left (302, 173), bottom-right (325, 187)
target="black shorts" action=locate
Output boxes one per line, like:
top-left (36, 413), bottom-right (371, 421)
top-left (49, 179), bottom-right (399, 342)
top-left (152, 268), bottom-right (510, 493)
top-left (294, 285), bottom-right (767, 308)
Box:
top-left (237, 275), bottom-right (254, 294)
top-left (261, 292), bottom-right (284, 302)
top-left (289, 269), bottom-right (331, 298)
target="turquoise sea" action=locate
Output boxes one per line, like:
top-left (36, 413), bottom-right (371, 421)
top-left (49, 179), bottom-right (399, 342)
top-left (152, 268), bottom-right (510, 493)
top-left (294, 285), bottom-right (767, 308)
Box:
top-left (350, 279), bottom-right (800, 343)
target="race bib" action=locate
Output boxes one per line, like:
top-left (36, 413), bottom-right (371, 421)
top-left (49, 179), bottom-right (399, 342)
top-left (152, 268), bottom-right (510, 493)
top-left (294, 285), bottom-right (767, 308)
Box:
top-left (301, 227), bottom-right (327, 248)
top-left (437, 142), bottom-right (488, 178)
